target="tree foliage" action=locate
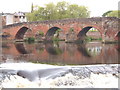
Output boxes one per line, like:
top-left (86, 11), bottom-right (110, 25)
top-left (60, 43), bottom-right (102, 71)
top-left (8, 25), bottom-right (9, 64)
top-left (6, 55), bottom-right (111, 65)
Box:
top-left (102, 10), bottom-right (120, 18)
top-left (26, 1), bottom-right (90, 21)
top-left (102, 10), bottom-right (113, 17)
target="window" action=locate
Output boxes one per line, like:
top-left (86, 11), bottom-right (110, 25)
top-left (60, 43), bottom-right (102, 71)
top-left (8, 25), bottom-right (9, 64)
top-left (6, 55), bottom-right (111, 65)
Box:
top-left (14, 16), bottom-right (18, 18)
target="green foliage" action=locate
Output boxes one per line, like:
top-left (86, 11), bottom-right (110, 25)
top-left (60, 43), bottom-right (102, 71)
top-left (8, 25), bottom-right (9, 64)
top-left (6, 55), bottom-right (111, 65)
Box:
top-left (102, 10), bottom-right (113, 17)
top-left (26, 6), bottom-right (46, 21)
top-left (85, 37), bottom-right (102, 41)
top-left (26, 1), bottom-right (90, 21)
top-left (102, 10), bottom-right (120, 18)
top-left (67, 5), bottom-right (90, 18)
top-left (55, 48), bottom-right (63, 55)
top-left (55, 29), bottom-right (61, 35)
top-left (24, 37), bottom-right (35, 43)
top-left (52, 37), bottom-right (60, 41)
top-left (56, 1), bottom-right (69, 19)
top-left (52, 29), bottom-right (65, 41)
top-left (38, 31), bottom-right (44, 36)
top-left (57, 29), bottom-right (62, 32)
top-left (69, 28), bottom-right (74, 32)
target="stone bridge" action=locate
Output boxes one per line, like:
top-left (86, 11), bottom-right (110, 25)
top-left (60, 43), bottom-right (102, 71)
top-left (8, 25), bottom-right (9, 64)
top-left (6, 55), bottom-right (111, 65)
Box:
top-left (2, 17), bottom-right (120, 42)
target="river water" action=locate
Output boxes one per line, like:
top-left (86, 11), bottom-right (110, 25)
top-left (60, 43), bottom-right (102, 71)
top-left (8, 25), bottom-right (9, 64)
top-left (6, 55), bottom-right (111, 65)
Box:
top-left (0, 41), bottom-right (120, 88)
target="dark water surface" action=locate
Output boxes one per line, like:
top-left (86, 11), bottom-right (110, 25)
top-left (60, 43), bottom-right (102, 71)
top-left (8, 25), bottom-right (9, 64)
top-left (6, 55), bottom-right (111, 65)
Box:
top-left (1, 41), bottom-right (120, 65)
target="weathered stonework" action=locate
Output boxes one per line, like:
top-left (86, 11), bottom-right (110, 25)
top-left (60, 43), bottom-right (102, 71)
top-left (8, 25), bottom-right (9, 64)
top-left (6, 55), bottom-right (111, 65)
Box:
top-left (2, 17), bottom-right (120, 42)
top-left (65, 31), bottom-right (78, 42)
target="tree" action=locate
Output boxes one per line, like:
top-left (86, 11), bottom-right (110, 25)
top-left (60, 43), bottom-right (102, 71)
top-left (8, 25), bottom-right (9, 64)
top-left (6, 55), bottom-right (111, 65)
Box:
top-left (26, 6), bottom-right (45, 21)
top-left (26, 1), bottom-right (90, 21)
top-left (102, 10), bottom-right (113, 17)
top-left (43, 3), bottom-right (58, 20)
top-left (67, 5), bottom-right (90, 18)
top-left (31, 3), bottom-right (34, 13)
top-left (102, 10), bottom-right (120, 18)
top-left (56, 1), bottom-right (69, 19)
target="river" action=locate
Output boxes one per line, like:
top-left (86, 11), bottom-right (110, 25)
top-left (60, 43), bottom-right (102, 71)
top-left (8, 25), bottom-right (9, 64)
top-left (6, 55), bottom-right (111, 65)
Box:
top-left (0, 41), bottom-right (120, 88)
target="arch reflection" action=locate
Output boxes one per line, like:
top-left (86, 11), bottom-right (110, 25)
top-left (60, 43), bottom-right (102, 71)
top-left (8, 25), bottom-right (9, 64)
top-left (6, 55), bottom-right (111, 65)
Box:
top-left (45, 42), bottom-right (63, 55)
top-left (77, 44), bottom-right (91, 57)
top-left (2, 41), bottom-right (119, 65)
top-left (15, 43), bottom-right (32, 54)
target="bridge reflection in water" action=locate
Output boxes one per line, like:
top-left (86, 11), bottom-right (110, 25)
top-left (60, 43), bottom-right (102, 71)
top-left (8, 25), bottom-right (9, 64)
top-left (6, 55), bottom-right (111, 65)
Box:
top-left (2, 42), bottom-right (120, 65)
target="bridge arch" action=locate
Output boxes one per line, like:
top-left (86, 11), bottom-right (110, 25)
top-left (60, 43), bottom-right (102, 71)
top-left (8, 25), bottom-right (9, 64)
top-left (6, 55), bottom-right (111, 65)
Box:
top-left (45, 27), bottom-right (62, 40)
top-left (15, 27), bottom-right (30, 39)
top-left (2, 17), bottom-right (120, 42)
top-left (77, 26), bottom-right (102, 40)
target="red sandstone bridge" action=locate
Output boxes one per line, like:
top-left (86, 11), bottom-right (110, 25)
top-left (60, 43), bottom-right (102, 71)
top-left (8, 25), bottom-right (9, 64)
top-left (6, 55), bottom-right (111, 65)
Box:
top-left (2, 17), bottom-right (120, 42)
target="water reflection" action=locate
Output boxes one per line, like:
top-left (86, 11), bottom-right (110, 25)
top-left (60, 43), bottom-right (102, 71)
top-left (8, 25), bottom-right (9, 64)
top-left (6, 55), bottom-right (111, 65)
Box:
top-left (45, 42), bottom-right (63, 55)
top-left (77, 44), bottom-right (91, 57)
top-left (1, 42), bottom-right (120, 65)
top-left (15, 43), bottom-right (29, 54)
top-left (87, 46), bottom-right (102, 56)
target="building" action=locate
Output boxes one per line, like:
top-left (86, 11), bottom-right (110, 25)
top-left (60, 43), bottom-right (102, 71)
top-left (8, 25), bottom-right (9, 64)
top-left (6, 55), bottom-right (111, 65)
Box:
top-left (2, 12), bottom-right (27, 26)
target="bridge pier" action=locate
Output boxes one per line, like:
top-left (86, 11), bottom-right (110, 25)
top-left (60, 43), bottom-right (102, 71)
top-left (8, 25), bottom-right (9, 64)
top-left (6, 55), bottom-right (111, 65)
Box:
top-left (102, 35), bottom-right (118, 43)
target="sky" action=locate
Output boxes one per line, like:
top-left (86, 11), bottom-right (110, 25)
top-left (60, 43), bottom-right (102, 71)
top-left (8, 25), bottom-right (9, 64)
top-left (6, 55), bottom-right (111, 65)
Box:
top-left (0, 0), bottom-right (119, 17)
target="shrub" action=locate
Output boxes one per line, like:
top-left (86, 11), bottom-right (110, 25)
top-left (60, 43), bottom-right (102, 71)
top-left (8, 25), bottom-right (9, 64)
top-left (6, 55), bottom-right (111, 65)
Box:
top-left (52, 37), bottom-right (60, 41)
top-left (39, 31), bottom-right (44, 36)
top-left (85, 37), bottom-right (102, 41)
top-left (24, 37), bottom-right (35, 43)
top-left (69, 28), bottom-right (74, 32)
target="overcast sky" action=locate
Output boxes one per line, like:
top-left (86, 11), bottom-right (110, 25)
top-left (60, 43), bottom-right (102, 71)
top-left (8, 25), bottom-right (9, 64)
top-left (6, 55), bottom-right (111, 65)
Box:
top-left (0, 0), bottom-right (119, 17)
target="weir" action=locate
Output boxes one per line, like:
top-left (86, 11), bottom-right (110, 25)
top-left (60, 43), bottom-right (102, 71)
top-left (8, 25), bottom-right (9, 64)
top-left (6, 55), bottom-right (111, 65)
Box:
top-left (0, 63), bottom-right (119, 88)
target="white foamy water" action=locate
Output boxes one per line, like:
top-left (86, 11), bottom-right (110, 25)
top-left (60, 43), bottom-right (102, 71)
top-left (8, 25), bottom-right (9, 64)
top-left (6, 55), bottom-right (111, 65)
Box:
top-left (0, 63), bottom-right (119, 88)
top-left (1, 73), bottom-right (119, 88)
